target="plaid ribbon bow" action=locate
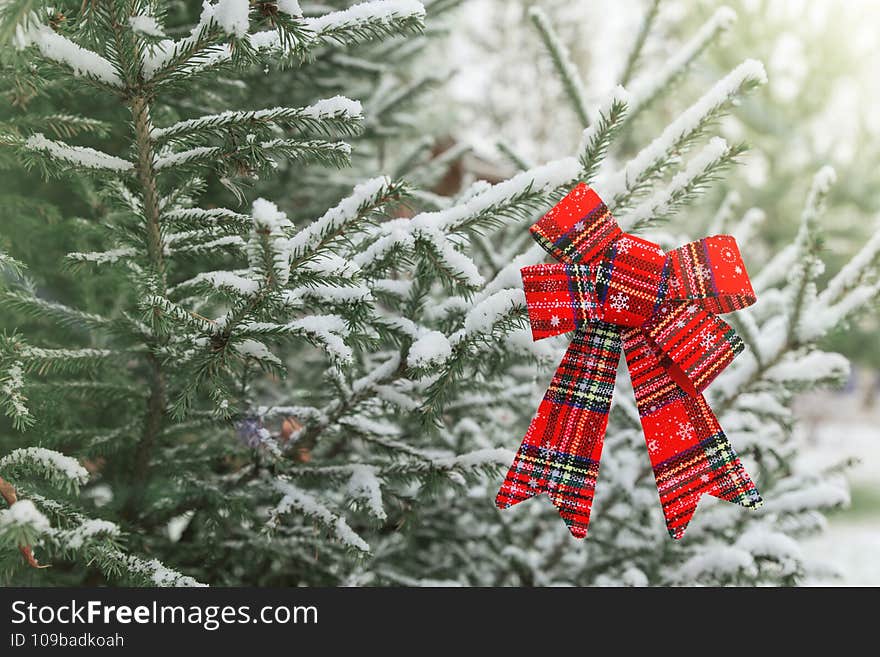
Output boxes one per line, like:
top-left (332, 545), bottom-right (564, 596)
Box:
top-left (496, 183), bottom-right (763, 539)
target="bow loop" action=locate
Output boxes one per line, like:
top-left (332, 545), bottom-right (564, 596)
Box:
top-left (640, 301), bottom-right (743, 396)
top-left (664, 235), bottom-right (756, 314)
top-left (521, 263), bottom-right (598, 340)
top-left (530, 183), bottom-right (621, 264)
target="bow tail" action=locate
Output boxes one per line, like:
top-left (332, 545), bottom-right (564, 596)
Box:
top-left (621, 328), bottom-right (762, 539)
top-left (496, 323), bottom-right (621, 538)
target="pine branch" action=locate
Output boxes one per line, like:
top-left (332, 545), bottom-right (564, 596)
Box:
top-left (25, 24), bottom-right (123, 90)
top-left (602, 59), bottom-right (766, 212)
top-left (1, 290), bottom-right (115, 334)
top-left (619, 0), bottom-right (662, 86)
top-left (18, 346), bottom-right (119, 375)
top-left (627, 6), bottom-right (736, 119)
top-left (620, 137), bottom-right (746, 232)
top-left (307, 1), bottom-right (426, 50)
top-left (289, 177), bottom-right (407, 266)
top-left (268, 479), bottom-right (370, 554)
top-left (151, 98), bottom-right (364, 145)
top-left (161, 207), bottom-right (252, 233)
top-left (0, 358), bottom-right (31, 430)
top-left (785, 166), bottom-right (837, 337)
top-left (0, 447), bottom-right (89, 493)
top-left (528, 6), bottom-right (590, 127)
top-left (0, 0), bottom-right (36, 45)
top-left (496, 141), bottom-right (533, 171)
top-left (20, 133), bottom-right (133, 175)
top-left (578, 87), bottom-right (630, 183)
top-left (707, 189), bottom-right (741, 234)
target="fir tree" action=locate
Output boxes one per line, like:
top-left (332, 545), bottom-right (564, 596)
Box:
top-left (1, 1), bottom-right (878, 587)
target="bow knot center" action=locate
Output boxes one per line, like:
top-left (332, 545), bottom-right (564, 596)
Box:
top-left (594, 233), bottom-right (666, 328)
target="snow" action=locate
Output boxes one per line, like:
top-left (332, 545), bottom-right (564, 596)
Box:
top-left (482, 244), bottom-right (546, 301)
top-left (0, 363), bottom-right (28, 420)
top-left (27, 26), bottom-right (122, 87)
top-left (735, 528), bottom-right (802, 574)
top-left (424, 296), bottom-right (469, 321)
top-left (154, 146), bottom-right (218, 170)
top-left (234, 339), bottom-right (281, 366)
top-left (287, 315), bottom-right (352, 362)
top-left (731, 207), bottom-right (766, 244)
top-left (64, 519), bottom-right (120, 549)
top-left (0, 447), bottom-right (89, 485)
top-left (278, 0), bottom-right (303, 17)
top-left (372, 278), bottom-right (412, 297)
top-left (251, 198), bottom-right (290, 232)
top-left (628, 7), bottom-right (737, 112)
top-left (352, 353), bottom-right (399, 393)
top-left (600, 59), bottom-right (767, 207)
top-left (407, 330), bottom-right (452, 368)
top-left (505, 326), bottom-right (558, 360)
top-left (341, 415), bottom-right (401, 436)
top-left (175, 270), bottom-right (260, 296)
top-left (248, 30), bottom-right (281, 51)
top-left (301, 253), bottom-right (361, 277)
top-left (381, 316), bottom-right (423, 339)
top-left (620, 137), bottom-right (731, 230)
top-left (346, 465), bottom-right (386, 520)
top-left (752, 243), bottom-right (797, 291)
top-left (354, 164), bottom-right (580, 287)
top-left (320, 286), bottom-right (370, 304)
top-left (250, 0), bottom-right (424, 52)
top-left (67, 248), bottom-right (136, 264)
top-left (766, 479), bottom-right (851, 513)
top-left (432, 447), bottom-right (515, 469)
top-left (272, 480), bottom-right (370, 553)
top-left (804, 522), bottom-right (880, 586)
top-left (765, 351), bottom-right (850, 383)
top-left (812, 165), bottom-right (838, 195)
top-left (735, 392), bottom-right (790, 418)
top-left (409, 157), bottom-right (580, 233)
top-left (0, 500), bottom-right (50, 533)
top-left (352, 220), bottom-right (415, 269)
top-left (306, 0), bottom-right (425, 34)
top-left (249, 199), bottom-right (293, 286)
top-left (301, 96), bottom-right (363, 119)
top-left (462, 288), bottom-right (526, 337)
top-left (288, 284), bottom-right (372, 303)
top-left (129, 14), bottom-right (165, 37)
top-left (138, 558), bottom-right (206, 587)
top-left (421, 229), bottom-right (483, 287)
top-left (26, 133), bottom-right (133, 171)
top-left (210, 0), bottom-right (251, 37)
top-left (676, 545), bottom-right (757, 581)
top-left (803, 280), bottom-right (880, 342)
top-left (820, 226), bottom-right (880, 305)
top-left (620, 567), bottom-right (649, 587)
top-left (288, 177), bottom-right (390, 258)
top-left (21, 347), bottom-right (113, 364)
top-left (375, 384), bottom-right (419, 410)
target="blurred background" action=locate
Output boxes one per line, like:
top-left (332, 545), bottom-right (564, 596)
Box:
top-left (441, 0), bottom-right (880, 583)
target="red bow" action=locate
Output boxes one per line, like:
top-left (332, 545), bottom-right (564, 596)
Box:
top-left (496, 184), bottom-right (762, 539)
